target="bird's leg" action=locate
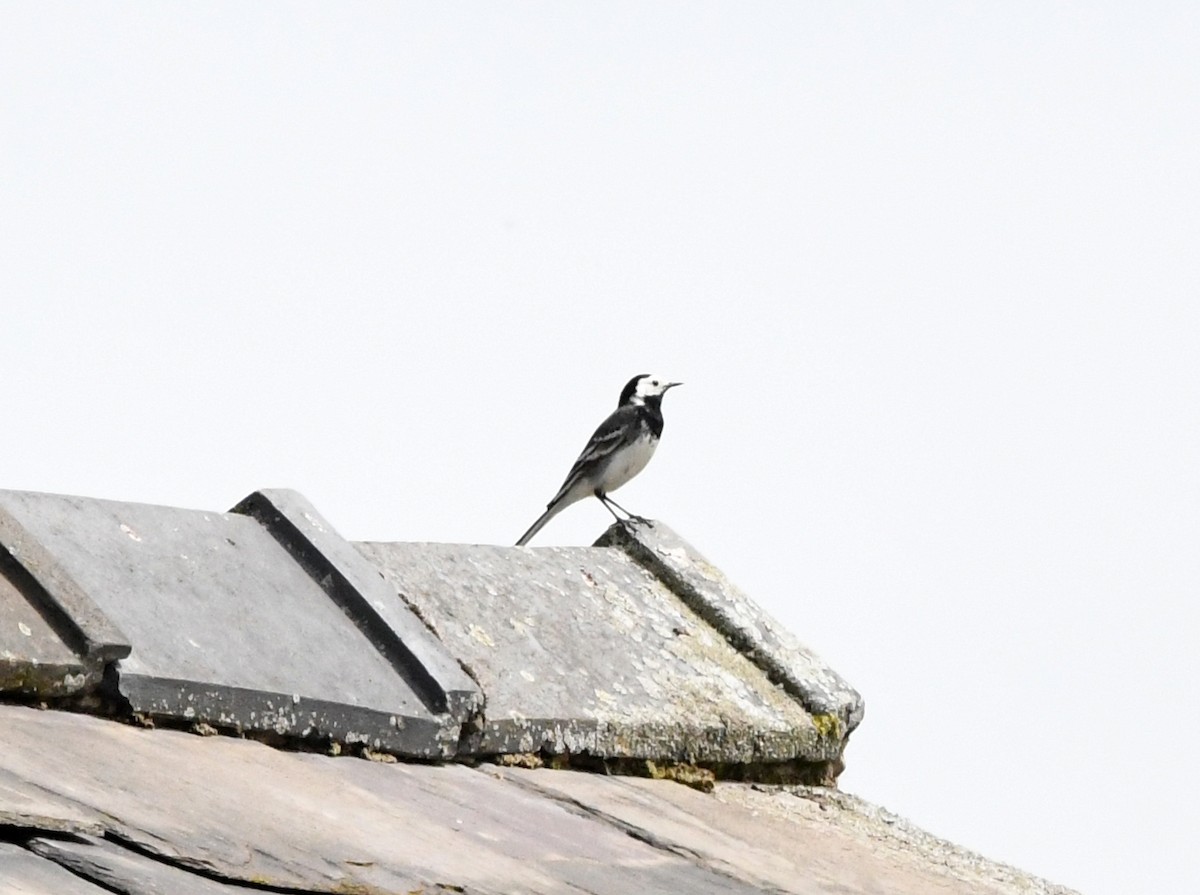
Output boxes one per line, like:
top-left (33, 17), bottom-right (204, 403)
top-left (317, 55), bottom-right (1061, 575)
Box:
top-left (602, 494), bottom-right (652, 528)
top-left (596, 492), bottom-right (625, 524)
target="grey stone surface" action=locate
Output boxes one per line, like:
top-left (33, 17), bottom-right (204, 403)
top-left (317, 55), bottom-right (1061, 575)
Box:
top-left (713, 785), bottom-right (1082, 895)
top-left (357, 539), bottom-right (839, 766)
top-left (0, 564), bottom-right (88, 697)
top-left (492, 767), bottom-right (1081, 895)
top-left (0, 485), bottom-right (858, 772)
top-left (0, 489), bottom-right (467, 757)
top-left (0, 842), bottom-right (111, 895)
top-left (0, 704), bottom-right (1079, 895)
top-left (28, 836), bottom-right (264, 895)
top-left (0, 761), bottom-right (106, 837)
top-left (232, 489), bottom-right (480, 720)
top-left (602, 520), bottom-right (865, 736)
top-left (0, 704), bottom-right (771, 895)
top-left (0, 505), bottom-right (131, 664)
top-left (0, 504), bottom-right (131, 697)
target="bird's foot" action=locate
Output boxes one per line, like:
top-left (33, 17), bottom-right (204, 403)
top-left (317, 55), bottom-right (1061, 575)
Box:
top-left (621, 514), bottom-right (653, 529)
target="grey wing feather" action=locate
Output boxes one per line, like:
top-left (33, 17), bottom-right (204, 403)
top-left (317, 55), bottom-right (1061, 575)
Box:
top-left (518, 406), bottom-right (640, 546)
top-left (546, 405), bottom-right (639, 505)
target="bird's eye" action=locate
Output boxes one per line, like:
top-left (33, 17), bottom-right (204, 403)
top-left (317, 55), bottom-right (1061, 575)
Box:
top-left (651, 380), bottom-right (659, 386)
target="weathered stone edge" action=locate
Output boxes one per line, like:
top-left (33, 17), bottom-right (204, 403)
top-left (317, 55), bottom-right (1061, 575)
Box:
top-left (232, 489), bottom-right (482, 723)
top-left (121, 673), bottom-right (457, 757)
top-left (478, 716), bottom-right (839, 766)
top-left (599, 521), bottom-right (865, 738)
top-left (0, 504), bottom-right (132, 666)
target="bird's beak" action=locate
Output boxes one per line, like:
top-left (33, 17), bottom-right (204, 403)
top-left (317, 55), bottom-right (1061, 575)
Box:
top-left (665, 382), bottom-right (683, 390)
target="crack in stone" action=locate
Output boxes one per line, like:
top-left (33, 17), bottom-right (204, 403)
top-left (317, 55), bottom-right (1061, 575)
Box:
top-left (489, 769), bottom-right (790, 895)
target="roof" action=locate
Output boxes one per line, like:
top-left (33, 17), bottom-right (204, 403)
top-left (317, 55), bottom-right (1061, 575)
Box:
top-left (0, 487), bottom-right (1077, 894)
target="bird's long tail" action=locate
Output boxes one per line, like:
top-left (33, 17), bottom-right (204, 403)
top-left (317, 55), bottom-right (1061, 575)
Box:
top-left (516, 504), bottom-right (562, 546)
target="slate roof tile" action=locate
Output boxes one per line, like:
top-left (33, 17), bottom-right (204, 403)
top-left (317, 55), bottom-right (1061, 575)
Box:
top-left (0, 703), bottom-right (1077, 895)
top-left (0, 487), bottom-right (1079, 894)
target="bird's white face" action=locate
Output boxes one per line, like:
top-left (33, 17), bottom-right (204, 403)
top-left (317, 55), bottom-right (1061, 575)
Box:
top-left (630, 374), bottom-right (682, 404)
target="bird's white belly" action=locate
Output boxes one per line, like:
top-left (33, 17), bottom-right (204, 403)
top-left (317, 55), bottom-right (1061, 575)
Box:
top-left (602, 433), bottom-right (658, 493)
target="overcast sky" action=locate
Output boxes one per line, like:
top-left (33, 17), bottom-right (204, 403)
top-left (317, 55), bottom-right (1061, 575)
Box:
top-left (3, 5), bottom-right (1197, 894)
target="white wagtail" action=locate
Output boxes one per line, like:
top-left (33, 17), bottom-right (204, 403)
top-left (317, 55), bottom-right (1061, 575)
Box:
top-left (516, 373), bottom-right (683, 546)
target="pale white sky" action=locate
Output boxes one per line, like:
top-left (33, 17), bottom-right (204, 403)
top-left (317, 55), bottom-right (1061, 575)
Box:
top-left (3, 5), bottom-right (1197, 894)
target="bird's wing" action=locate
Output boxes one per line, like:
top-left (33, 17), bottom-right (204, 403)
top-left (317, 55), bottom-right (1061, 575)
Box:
top-left (546, 405), bottom-right (641, 506)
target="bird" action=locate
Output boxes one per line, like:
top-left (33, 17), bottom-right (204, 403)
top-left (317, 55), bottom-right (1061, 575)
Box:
top-left (516, 373), bottom-right (683, 546)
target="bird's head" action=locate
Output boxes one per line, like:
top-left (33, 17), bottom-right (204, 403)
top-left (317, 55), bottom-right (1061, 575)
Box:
top-left (619, 374), bottom-right (683, 407)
